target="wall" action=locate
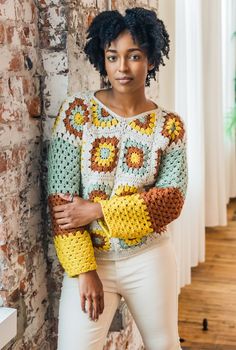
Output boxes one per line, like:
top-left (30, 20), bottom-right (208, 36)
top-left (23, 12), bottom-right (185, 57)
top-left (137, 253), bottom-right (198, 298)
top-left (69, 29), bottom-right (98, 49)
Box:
top-left (0, 0), bottom-right (49, 349)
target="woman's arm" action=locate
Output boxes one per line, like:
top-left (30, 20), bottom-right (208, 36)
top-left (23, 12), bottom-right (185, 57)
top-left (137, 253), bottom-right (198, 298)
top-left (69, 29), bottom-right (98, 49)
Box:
top-left (47, 97), bottom-right (97, 278)
top-left (48, 97), bottom-right (105, 321)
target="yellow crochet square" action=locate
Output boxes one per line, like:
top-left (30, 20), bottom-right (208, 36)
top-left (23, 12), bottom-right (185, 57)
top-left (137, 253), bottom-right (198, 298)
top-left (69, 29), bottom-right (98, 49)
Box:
top-left (54, 231), bottom-right (97, 277)
top-left (99, 194), bottom-right (153, 239)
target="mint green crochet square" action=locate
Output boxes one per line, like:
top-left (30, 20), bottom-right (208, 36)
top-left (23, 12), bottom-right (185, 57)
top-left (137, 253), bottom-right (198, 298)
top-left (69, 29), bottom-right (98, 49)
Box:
top-left (48, 137), bottom-right (81, 195)
top-left (156, 147), bottom-right (187, 197)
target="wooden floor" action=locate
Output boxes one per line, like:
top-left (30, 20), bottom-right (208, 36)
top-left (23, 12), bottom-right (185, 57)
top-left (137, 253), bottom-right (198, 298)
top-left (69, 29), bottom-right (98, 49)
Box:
top-left (178, 198), bottom-right (236, 350)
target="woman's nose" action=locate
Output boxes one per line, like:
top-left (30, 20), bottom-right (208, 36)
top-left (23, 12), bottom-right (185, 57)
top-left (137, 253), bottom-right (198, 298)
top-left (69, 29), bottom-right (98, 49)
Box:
top-left (118, 58), bottom-right (128, 72)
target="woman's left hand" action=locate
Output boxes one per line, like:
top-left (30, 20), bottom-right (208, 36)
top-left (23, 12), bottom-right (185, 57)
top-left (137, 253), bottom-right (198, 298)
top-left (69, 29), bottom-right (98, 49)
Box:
top-left (53, 194), bottom-right (103, 229)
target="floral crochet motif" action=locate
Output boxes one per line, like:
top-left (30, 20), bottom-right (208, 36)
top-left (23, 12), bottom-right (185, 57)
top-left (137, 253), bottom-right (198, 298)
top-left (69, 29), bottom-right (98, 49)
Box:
top-left (162, 113), bottom-right (185, 144)
top-left (64, 98), bottom-right (90, 139)
top-left (122, 139), bottom-right (150, 175)
top-left (90, 136), bottom-right (119, 172)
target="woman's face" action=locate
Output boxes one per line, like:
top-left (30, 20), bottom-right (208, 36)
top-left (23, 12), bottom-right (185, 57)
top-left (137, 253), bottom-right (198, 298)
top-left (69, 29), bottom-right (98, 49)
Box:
top-left (104, 30), bottom-right (153, 94)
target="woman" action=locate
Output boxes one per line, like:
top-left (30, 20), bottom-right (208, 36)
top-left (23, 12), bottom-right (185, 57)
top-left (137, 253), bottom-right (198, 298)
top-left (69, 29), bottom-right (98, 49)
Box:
top-left (48, 7), bottom-right (187, 350)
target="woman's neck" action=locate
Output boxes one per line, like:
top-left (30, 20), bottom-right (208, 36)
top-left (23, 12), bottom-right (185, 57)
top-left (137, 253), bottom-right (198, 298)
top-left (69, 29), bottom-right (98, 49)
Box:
top-left (99, 88), bottom-right (156, 118)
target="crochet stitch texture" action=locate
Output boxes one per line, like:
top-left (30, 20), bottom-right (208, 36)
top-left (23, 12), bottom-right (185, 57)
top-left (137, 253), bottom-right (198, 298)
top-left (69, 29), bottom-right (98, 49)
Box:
top-left (48, 91), bottom-right (188, 277)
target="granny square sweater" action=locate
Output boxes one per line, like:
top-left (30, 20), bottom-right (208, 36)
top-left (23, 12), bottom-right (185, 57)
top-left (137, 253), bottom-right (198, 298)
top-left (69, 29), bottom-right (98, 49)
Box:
top-left (48, 90), bottom-right (188, 277)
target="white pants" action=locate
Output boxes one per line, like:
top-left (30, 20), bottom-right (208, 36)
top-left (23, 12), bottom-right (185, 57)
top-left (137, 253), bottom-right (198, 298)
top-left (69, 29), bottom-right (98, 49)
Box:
top-left (58, 238), bottom-right (182, 350)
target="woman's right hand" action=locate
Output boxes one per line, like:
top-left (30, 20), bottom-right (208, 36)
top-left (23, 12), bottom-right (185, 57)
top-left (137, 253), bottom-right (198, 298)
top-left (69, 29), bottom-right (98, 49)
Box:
top-left (78, 270), bottom-right (104, 321)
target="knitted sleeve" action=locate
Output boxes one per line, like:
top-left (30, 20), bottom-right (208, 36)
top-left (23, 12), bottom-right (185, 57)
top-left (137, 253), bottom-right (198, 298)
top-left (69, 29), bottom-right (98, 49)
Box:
top-left (47, 97), bottom-right (97, 277)
top-left (99, 118), bottom-right (188, 239)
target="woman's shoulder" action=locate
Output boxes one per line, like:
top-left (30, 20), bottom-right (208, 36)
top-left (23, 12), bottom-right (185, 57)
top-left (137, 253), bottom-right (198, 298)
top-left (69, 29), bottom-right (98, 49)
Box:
top-left (53, 91), bottom-right (95, 140)
top-left (157, 104), bottom-right (183, 122)
top-left (62, 90), bottom-right (94, 107)
top-left (157, 105), bottom-right (186, 146)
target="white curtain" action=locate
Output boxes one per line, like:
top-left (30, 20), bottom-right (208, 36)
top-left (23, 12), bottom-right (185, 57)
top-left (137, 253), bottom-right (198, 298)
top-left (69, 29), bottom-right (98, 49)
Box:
top-left (202, 0), bottom-right (227, 227)
top-left (175, 0), bottom-right (206, 285)
top-left (158, 0), bottom-right (235, 289)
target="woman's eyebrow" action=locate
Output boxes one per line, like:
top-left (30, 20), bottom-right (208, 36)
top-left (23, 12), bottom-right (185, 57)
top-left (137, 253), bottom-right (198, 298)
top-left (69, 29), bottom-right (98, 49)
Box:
top-left (105, 48), bottom-right (143, 53)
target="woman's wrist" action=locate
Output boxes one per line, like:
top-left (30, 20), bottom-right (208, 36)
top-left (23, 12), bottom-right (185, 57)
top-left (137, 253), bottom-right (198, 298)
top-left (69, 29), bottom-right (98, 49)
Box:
top-left (79, 269), bottom-right (97, 277)
top-left (92, 202), bottom-right (103, 220)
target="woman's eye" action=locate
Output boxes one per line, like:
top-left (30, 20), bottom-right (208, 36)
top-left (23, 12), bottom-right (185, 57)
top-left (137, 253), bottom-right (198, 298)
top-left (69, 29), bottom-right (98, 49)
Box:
top-left (106, 56), bottom-right (117, 62)
top-left (129, 54), bottom-right (141, 60)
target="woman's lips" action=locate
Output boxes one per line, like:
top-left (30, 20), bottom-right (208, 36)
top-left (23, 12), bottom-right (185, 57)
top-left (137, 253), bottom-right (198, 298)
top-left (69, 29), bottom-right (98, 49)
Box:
top-left (116, 77), bottom-right (133, 85)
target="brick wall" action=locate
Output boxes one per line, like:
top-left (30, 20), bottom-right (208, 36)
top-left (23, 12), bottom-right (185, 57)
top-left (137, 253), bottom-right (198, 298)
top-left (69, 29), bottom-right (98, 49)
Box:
top-left (0, 0), bottom-right (49, 349)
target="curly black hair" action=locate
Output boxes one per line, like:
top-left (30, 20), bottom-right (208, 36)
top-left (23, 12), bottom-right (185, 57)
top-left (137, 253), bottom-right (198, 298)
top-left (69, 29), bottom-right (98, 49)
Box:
top-left (84, 7), bottom-right (170, 87)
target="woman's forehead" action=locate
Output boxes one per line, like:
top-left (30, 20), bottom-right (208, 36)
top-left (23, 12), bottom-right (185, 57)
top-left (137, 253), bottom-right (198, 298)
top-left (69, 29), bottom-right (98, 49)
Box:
top-left (105, 31), bottom-right (141, 51)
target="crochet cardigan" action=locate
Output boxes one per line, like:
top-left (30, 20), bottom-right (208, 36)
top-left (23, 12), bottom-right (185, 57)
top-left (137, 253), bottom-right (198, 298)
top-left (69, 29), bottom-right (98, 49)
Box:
top-left (48, 90), bottom-right (188, 277)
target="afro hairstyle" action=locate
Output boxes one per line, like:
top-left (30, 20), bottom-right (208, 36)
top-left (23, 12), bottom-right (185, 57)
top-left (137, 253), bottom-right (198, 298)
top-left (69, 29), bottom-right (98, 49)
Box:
top-left (84, 7), bottom-right (170, 86)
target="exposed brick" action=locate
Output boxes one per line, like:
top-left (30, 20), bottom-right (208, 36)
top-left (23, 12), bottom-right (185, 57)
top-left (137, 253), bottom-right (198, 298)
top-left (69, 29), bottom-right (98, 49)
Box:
top-left (15, 0), bottom-right (36, 23)
top-left (19, 278), bottom-right (27, 294)
top-left (18, 255), bottom-right (25, 265)
top-left (0, 244), bottom-right (8, 253)
top-left (23, 26), bottom-right (30, 37)
top-left (9, 51), bottom-right (24, 71)
top-left (22, 78), bottom-right (30, 95)
top-left (0, 22), bottom-right (5, 44)
top-left (0, 152), bottom-right (7, 173)
top-left (6, 25), bottom-right (15, 44)
top-left (27, 96), bottom-right (41, 117)
top-left (19, 25), bottom-right (32, 46)
top-left (31, 1), bottom-right (38, 23)
top-left (11, 145), bottom-right (27, 167)
top-left (0, 77), bottom-right (4, 97)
